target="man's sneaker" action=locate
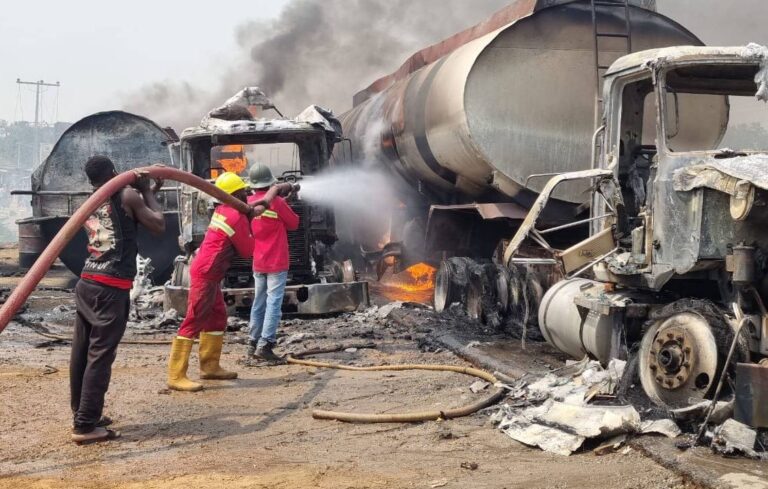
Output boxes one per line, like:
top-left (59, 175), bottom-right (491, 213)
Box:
top-left (254, 342), bottom-right (285, 364)
top-left (246, 340), bottom-right (258, 357)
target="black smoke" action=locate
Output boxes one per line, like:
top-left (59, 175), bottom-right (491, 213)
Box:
top-left (124, 0), bottom-right (768, 130)
top-left (123, 0), bottom-right (510, 130)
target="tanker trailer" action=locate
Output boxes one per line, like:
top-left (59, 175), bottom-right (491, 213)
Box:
top-left (13, 111), bottom-right (182, 284)
top-left (341, 0), bottom-right (768, 412)
top-left (338, 0), bottom-right (710, 317)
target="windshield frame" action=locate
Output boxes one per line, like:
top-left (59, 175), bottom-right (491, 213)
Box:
top-left (658, 59), bottom-right (766, 156)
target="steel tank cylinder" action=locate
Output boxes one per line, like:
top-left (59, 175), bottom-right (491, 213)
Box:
top-left (340, 0), bottom-right (711, 208)
top-left (27, 111), bottom-right (181, 284)
top-left (16, 217), bottom-right (45, 269)
top-left (538, 278), bottom-right (613, 363)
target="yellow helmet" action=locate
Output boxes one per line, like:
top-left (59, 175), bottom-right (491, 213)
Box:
top-left (214, 172), bottom-right (248, 195)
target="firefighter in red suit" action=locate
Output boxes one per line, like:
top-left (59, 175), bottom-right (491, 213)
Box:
top-left (167, 172), bottom-right (259, 392)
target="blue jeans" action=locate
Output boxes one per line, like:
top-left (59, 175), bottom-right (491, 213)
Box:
top-left (249, 271), bottom-right (288, 347)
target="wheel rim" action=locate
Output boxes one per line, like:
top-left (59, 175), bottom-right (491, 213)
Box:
top-left (434, 261), bottom-right (453, 313)
top-left (638, 312), bottom-right (719, 409)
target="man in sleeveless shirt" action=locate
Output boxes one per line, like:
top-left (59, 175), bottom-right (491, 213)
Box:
top-left (70, 156), bottom-right (166, 443)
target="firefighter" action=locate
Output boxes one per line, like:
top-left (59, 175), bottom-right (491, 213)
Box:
top-left (167, 172), bottom-right (259, 391)
top-left (247, 164), bottom-right (299, 362)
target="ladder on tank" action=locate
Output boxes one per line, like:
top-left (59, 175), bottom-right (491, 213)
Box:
top-left (590, 0), bottom-right (633, 129)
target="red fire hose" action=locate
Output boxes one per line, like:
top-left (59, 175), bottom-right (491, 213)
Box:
top-left (0, 166), bottom-right (286, 335)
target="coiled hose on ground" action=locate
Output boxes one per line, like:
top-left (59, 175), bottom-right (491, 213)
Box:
top-left (0, 166), bottom-right (505, 424)
top-left (0, 166), bottom-right (284, 334)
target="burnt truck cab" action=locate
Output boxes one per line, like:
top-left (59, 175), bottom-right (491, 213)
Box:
top-left (590, 45), bottom-right (768, 299)
top-left (504, 45), bottom-right (768, 409)
top-left (164, 96), bottom-right (369, 316)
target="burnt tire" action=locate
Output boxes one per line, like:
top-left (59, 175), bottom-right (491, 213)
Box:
top-left (503, 265), bottom-right (545, 342)
top-left (465, 262), bottom-right (504, 329)
top-left (434, 257), bottom-right (473, 313)
top-left (635, 299), bottom-right (750, 409)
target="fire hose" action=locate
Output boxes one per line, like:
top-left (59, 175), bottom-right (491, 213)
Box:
top-left (0, 166), bottom-right (289, 335)
top-left (287, 355), bottom-right (504, 423)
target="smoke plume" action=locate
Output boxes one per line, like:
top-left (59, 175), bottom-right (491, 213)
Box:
top-left (123, 0), bottom-right (510, 130)
top-left (124, 0), bottom-right (768, 131)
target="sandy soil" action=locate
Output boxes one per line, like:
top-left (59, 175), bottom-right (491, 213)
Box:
top-left (0, 248), bottom-right (695, 489)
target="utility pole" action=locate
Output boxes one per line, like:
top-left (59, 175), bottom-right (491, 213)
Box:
top-left (15, 78), bottom-right (60, 165)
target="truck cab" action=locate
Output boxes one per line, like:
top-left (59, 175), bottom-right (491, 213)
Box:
top-left (595, 45), bottom-right (768, 294)
top-left (529, 45), bottom-right (768, 409)
top-left (164, 95), bottom-right (369, 316)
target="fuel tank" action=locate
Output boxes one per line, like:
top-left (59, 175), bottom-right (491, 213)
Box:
top-left (339, 0), bottom-right (707, 210)
top-left (25, 111), bottom-right (181, 283)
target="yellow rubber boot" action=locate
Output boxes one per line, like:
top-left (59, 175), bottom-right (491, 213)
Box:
top-left (199, 332), bottom-right (238, 380)
top-left (167, 337), bottom-right (203, 392)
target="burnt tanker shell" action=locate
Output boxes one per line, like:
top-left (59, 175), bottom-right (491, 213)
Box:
top-left (340, 0), bottom-right (726, 208)
top-left (30, 111), bottom-right (181, 284)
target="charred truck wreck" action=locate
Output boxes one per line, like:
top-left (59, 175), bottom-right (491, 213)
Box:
top-left (165, 88), bottom-right (369, 316)
top-left (339, 0), bottom-right (768, 414)
top-left (14, 90), bottom-right (369, 317)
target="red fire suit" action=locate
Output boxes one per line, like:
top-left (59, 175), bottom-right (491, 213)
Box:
top-left (177, 204), bottom-right (254, 338)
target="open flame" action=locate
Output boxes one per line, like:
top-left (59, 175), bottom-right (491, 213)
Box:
top-left (378, 262), bottom-right (436, 303)
top-left (211, 145), bottom-right (248, 178)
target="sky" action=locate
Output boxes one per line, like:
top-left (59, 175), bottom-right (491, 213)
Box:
top-left (0, 0), bottom-right (290, 123)
top-left (1, 0), bottom-right (766, 125)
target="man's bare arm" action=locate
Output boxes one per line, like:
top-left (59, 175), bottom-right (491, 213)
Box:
top-left (121, 178), bottom-right (165, 235)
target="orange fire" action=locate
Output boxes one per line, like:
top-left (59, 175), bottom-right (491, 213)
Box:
top-left (378, 263), bottom-right (436, 303)
top-left (216, 144), bottom-right (248, 175)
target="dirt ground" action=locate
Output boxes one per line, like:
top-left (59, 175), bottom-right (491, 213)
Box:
top-left (0, 249), bottom-right (696, 489)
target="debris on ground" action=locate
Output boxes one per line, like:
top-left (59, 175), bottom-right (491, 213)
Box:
top-left (469, 380), bottom-right (490, 393)
top-left (640, 419), bottom-right (682, 439)
top-left (593, 434), bottom-right (628, 456)
top-left (491, 358), bottom-right (675, 456)
top-left (712, 419), bottom-right (763, 459)
top-left (127, 308), bottom-right (179, 330)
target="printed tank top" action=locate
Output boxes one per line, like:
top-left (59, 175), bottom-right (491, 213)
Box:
top-left (81, 191), bottom-right (138, 281)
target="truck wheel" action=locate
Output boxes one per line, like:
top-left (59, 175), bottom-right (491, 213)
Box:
top-left (434, 257), bottom-right (473, 313)
top-left (465, 272), bottom-right (483, 321)
top-left (637, 299), bottom-right (749, 409)
top-left (494, 265), bottom-right (510, 315)
top-left (465, 262), bottom-right (503, 328)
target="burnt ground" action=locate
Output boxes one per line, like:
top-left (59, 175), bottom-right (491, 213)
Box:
top-left (0, 247), bottom-right (763, 488)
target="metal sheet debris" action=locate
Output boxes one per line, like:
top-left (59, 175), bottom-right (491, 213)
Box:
top-left (502, 420), bottom-right (586, 456)
top-left (493, 360), bottom-right (647, 456)
top-left (713, 419), bottom-right (759, 458)
top-left (671, 400), bottom-right (733, 425)
top-left (536, 402), bottom-right (641, 439)
top-left (469, 380), bottom-right (490, 393)
top-left (640, 419), bottom-right (681, 438)
top-left (593, 434), bottom-right (628, 456)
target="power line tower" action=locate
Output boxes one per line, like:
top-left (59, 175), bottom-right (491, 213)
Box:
top-left (15, 78), bottom-right (60, 165)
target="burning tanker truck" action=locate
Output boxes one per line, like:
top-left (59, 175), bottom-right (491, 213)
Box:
top-left (338, 0), bottom-right (768, 411)
top-left (164, 88), bottom-right (369, 315)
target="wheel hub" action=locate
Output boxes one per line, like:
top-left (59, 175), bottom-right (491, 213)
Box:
top-left (638, 312), bottom-right (720, 409)
top-left (647, 326), bottom-right (693, 390)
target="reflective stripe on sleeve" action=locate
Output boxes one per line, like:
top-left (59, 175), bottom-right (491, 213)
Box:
top-left (209, 213), bottom-right (235, 236)
top-left (261, 210), bottom-right (279, 219)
